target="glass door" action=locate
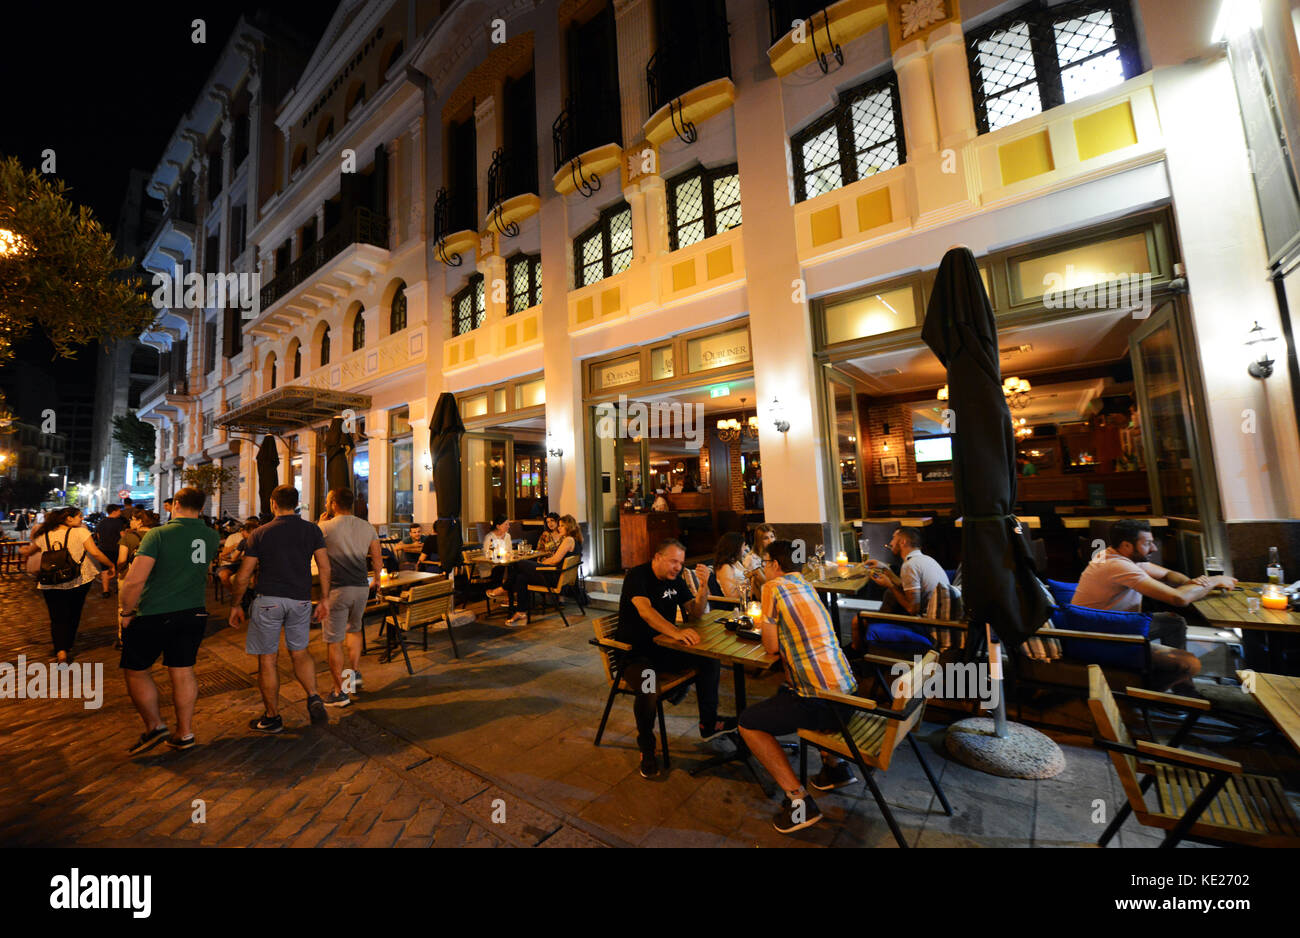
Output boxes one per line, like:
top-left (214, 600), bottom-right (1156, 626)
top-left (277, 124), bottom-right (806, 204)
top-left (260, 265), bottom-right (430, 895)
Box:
top-left (824, 373), bottom-right (864, 525)
top-left (1129, 299), bottom-right (1225, 558)
top-left (589, 403), bottom-right (649, 574)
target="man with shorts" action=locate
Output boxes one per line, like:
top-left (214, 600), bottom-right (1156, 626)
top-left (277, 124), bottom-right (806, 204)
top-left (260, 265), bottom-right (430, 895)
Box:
top-left (228, 484), bottom-right (332, 732)
top-left (738, 540), bottom-right (860, 833)
top-left (116, 487), bottom-right (221, 754)
top-left (318, 488), bottom-right (382, 706)
top-left (95, 504), bottom-right (126, 598)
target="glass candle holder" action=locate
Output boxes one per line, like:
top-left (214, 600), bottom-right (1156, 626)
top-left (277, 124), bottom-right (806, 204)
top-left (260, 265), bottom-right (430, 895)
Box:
top-left (746, 601), bottom-right (762, 619)
top-left (1261, 587), bottom-right (1288, 610)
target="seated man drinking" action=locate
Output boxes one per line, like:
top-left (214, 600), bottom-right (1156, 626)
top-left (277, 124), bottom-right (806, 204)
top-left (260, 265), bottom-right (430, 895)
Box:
top-left (851, 527), bottom-right (950, 653)
top-left (1072, 519), bottom-right (1234, 693)
top-left (616, 539), bottom-right (737, 779)
top-left (739, 540), bottom-right (860, 834)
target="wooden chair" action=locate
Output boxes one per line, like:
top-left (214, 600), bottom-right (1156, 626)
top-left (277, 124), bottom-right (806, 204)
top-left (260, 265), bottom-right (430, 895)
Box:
top-left (794, 651), bottom-right (953, 848)
top-left (525, 554), bottom-right (585, 626)
top-left (383, 579), bottom-right (458, 673)
top-left (1088, 664), bottom-right (1300, 847)
top-left (358, 596), bottom-right (395, 656)
top-left (589, 614), bottom-right (698, 767)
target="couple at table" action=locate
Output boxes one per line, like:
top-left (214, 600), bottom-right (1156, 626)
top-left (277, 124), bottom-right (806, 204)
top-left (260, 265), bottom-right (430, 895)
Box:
top-left (617, 538), bottom-right (858, 833)
top-left (485, 513), bottom-right (581, 625)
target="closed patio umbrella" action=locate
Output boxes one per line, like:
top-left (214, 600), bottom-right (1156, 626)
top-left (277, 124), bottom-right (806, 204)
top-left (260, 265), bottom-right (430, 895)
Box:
top-left (323, 416), bottom-right (354, 494)
top-left (256, 435), bottom-right (281, 519)
top-left (429, 392), bottom-right (465, 574)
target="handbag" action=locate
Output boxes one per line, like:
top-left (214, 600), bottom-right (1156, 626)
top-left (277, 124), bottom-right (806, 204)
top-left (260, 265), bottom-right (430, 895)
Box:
top-left (36, 530), bottom-right (86, 586)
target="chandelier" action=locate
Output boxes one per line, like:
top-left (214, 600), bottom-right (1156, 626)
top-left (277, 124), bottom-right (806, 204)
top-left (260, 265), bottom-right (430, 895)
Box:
top-left (937, 376), bottom-right (1032, 410)
top-left (716, 397), bottom-right (760, 442)
top-left (1013, 416), bottom-right (1033, 439)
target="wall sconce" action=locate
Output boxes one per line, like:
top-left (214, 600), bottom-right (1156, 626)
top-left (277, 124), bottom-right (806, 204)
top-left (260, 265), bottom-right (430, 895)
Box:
top-left (769, 397), bottom-right (790, 433)
top-left (547, 431), bottom-right (564, 459)
top-left (1246, 321), bottom-right (1277, 379)
top-left (422, 452), bottom-right (432, 473)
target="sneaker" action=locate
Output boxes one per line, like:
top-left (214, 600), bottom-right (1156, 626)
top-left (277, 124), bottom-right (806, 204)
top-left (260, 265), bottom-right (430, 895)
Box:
top-left (166, 734), bottom-right (197, 750)
top-left (352, 670), bottom-right (363, 692)
top-left (699, 717), bottom-right (739, 742)
top-left (639, 752), bottom-right (660, 779)
top-left (810, 762), bottom-right (858, 792)
top-left (773, 794), bottom-right (823, 833)
top-left (322, 690), bottom-right (351, 708)
top-left (249, 714), bottom-right (284, 734)
top-left (307, 695), bottom-right (328, 725)
top-left (128, 726), bottom-right (170, 755)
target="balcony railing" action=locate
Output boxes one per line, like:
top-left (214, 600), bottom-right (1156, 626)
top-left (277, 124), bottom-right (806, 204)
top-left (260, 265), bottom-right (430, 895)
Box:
top-left (487, 147), bottom-right (538, 209)
top-left (259, 207), bottom-right (389, 310)
top-left (433, 186), bottom-right (478, 241)
top-left (141, 374), bottom-right (190, 404)
top-left (768, 0), bottom-right (830, 45)
top-left (647, 20), bottom-right (732, 115)
top-left (552, 93), bottom-right (623, 174)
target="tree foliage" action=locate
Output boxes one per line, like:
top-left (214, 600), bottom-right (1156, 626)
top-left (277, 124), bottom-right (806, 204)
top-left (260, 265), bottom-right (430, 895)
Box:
top-left (0, 155), bottom-right (156, 366)
top-left (111, 413), bottom-right (156, 465)
top-left (181, 464), bottom-right (238, 495)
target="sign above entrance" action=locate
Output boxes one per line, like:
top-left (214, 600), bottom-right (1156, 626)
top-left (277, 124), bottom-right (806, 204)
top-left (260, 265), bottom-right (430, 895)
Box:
top-left (596, 355), bottom-right (640, 390)
top-left (688, 327), bottom-right (751, 374)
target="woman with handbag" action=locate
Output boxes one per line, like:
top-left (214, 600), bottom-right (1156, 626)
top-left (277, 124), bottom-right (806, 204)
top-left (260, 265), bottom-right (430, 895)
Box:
top-left (20, 506), bottom-right (116, 664)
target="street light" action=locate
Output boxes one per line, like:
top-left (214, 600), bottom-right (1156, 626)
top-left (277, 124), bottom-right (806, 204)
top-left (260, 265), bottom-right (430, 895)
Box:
top-left (49, 465), bottom-right (68, 499)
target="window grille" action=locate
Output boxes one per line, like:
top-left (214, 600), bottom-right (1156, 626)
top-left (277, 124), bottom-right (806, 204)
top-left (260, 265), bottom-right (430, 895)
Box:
top-left (507, 254), bottom-right (542, 313)
top-left (453, 275), bottom-right (486, 336)
top-left (574, 203), bottom-right (633, 288)
top-left (667, 164), bottom-right (741, 251)
top-left (791, 71), bottom-right (904, 202)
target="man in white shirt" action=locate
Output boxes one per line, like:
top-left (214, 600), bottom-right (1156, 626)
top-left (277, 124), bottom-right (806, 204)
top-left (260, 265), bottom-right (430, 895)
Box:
top-left (318, 488), bottom-right (382, 707)
top-left (482, 514), bottom-right (514, 598)
top-left (866, 528), bottom-right (949, 615)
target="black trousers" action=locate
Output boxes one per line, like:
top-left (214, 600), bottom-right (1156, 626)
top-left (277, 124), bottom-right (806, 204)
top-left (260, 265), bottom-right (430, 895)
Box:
top-left (41, 583), bottom-right (92, 654)
top-left (506, 559), bottom-right (555, 611)
top-left (625, 646), bottom-right (720, 754)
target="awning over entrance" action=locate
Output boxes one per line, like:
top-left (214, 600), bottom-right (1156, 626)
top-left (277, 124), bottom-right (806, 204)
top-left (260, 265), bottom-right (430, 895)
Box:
top-left (216, 387), bottom-right (372, 437)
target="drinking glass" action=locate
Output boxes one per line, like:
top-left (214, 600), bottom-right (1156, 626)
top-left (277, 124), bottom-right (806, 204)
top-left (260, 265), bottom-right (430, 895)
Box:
top-left (858, 538), bottom-right (871, 563)
top-left (814, 545), bottom-right (825, 567)
top-left (1204, 555), bottom-right (1224, 579)
top-left (1245, 596), bottom-right (1261, 614)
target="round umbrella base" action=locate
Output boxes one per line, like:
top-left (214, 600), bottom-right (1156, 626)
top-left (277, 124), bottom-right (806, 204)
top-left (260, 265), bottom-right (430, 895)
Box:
top-left (944, 718), bottom-right (1065, 779)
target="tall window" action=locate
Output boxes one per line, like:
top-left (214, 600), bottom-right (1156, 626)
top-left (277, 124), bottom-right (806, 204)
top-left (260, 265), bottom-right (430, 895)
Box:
top-left (204, 320), bottom-right (218, 374)
top-left (292, 343), bottom-right (302, 378)
top-left (390, 281), bottom-right (408, 333)
top-left (967, 0), bottom-right (1141, 134)
top-left (453, 275), bottom-right (486, 335)
top-left (667, 164), bottom-right (741, 251)
top-left (352, 309), bottom-right (366, 351)
top-left (507, 254), bottom-right (542, 313)
top-left (574, 202), bottom-right (633, 288)
top-left (320, 326), bottom-right (331, 367)
top-left (389, 406), bottom-right (412, 523)
top-left (792, 71), bottom-right (905, 202)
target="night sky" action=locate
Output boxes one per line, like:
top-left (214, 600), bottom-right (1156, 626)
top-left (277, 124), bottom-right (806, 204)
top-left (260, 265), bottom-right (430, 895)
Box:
top-left (1, 1), bottom-right (336, 393)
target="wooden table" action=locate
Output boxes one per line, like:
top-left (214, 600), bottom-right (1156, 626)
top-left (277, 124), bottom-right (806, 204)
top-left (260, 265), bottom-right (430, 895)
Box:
top-left (1061, 516), bottom-right (1167, 529)
top-left (1237, 671), bottom-right (1300, 753)
top-left (0, 540), bottom-right (30, 574)
top-left (462, 549), bottom-right (549, 617)
top-left (1197, 585), bottom-right (1300, 673)
top-left (378, 570), bottom-right (443, 596)
top-left (802, 567), bottom-right (870, 643)
top-left (654, 611), bottom-right (778, 779)
top-left (864, 517), bottom-right (933, 527)
top-left (956, 516), bottom-right (1041, 529)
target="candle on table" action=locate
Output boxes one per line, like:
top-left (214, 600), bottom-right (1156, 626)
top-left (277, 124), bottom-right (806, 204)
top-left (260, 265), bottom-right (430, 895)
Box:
top-left (746, 601), bottom-right (762, 619)
top-left (1261, 587), bottom-right (1288, 610)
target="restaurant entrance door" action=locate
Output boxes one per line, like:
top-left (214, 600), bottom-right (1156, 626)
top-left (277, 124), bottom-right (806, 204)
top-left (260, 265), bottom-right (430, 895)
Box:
top-left (1129, 298), bottom-right (1226, 563)
top-left (462, 428), bottom-right (549, 542)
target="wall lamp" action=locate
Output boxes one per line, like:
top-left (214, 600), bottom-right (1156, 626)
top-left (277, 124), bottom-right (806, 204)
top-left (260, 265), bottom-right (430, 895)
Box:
top-left (769, 397), bottom-right (790, 433)
top-left (547, 431), bottom-right (564, 458)
top-left (1246, 321), bottom-right (1277, 379)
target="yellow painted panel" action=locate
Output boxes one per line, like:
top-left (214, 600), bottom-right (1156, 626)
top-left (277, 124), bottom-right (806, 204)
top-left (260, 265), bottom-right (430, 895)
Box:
top-left (504, 323), bottom-right (518, 347)
top-left (706, 246), bottom-right (734, 280)
top-left (856, 187), bottom-right (893, 232)
top-left (601, 287), bottom-right (621, 316)
top-left (465, 338), bottom-right (475, 360)
top-left (1074, 101), bottom-right (1138, 162)
top-left (448, 344), bottom-right (459, 366)
top-left (999, 131), bottom-right (1055, 186)
top-left (810, 206), bottom-right (843, 247)
top-left (576, 297), bottom-right (594, 323)
top-left (523, 316), bottom-right (538, 342)
top-left (672, 259), bottom-right (697, 292)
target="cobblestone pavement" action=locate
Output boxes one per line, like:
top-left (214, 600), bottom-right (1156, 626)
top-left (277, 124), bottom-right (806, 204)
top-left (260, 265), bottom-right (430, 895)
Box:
top-left (0, 573), bottom-right (609, 848)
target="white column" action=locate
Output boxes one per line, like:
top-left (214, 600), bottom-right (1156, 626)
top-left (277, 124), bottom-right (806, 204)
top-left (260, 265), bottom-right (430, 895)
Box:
top-left (893, 40), bottom-right (939, 158)
top-left (614, 0), bottom-right (653, 141)
top-left (408, 116), bottom-right (426, 243)
top-left (928, 23), bottom-right (977, 149)
top-left (474, 95), bottom-right (498, 224)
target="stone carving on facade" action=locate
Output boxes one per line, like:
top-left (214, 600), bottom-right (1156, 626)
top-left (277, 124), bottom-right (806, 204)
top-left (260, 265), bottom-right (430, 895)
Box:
top-left (900, 0), bottom-right (947, 38)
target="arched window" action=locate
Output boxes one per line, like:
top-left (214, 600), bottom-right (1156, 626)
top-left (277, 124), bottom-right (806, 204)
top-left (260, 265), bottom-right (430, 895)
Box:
top-left (265, 353), bottom-right (277, 391)
top-left (352, 309), bottom-right (366, 351)
top-left (320, 326), bottom-right (332, 367)
top-left (382, 40), bottom-right (405, 75)
top-left (390, 282), bottom-right (408, 333)
top-left (347, 82), bottom-right (367, 115)
top-left (292, 342), bottom-right (302, 378)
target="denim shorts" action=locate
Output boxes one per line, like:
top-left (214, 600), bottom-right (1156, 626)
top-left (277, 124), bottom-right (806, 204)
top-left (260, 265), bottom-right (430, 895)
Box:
top-left (247, 595), bottom-right (312, 655)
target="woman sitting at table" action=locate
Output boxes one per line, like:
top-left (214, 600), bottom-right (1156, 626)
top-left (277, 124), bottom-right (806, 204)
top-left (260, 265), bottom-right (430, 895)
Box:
top-left (503, 515), bottom-right (581, 625)
top-left (480, 514), bottom-right (515, 596)
top-left (744, 524), bottom-right (777, 588)
top-left (712, 532), bottom-right (748, 599)
top-left (535, 512), bottom-right (563, 555)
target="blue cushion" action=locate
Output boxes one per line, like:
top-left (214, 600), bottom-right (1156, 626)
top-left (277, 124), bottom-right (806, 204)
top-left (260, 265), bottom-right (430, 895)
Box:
top-left (1056, 604), bottom-right (1150, 671)
top-left (865, 622), bottom-right (934, 651)
top-left (1046, 579), bottom-right (1078, 608)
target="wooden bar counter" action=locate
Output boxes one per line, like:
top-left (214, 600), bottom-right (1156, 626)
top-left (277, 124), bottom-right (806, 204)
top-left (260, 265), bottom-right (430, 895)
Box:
top-left (620, 510), bottom-right (679, 570)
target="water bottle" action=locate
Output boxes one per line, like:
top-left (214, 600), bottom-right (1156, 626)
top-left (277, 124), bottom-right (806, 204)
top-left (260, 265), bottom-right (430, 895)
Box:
top-left (1267, 547), bottom-right (1284, 585)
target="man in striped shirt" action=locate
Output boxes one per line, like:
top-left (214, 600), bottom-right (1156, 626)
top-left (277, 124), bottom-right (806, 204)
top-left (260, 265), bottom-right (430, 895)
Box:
top-left (739, 540), bottom-right (860, 833)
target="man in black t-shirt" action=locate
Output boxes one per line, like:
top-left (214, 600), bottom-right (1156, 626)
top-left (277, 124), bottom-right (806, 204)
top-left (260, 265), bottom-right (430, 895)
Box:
top-left (95, 505), bottom-right (126, 598)
top-left (616, 539), bottom-right (735, 779)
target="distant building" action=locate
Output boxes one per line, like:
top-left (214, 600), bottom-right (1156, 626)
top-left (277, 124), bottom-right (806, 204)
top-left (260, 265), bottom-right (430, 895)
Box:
top-left (0, 421), bottom-right (70, 508)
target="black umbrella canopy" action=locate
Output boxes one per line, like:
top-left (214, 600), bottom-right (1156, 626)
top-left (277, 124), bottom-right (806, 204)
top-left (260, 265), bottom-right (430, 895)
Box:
top-left (429, 392), bottom-right (466, 574)
top-left (255, 436), bottom-right (281, 520)
top-left (323, 417), bottom-right (354, 495)
top-left (921, 247), bottom-right (1048, 648)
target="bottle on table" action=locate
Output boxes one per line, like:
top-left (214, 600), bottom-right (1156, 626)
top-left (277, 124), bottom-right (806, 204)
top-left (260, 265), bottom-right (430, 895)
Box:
top-left (1266, 547), bottom-right (1284, 586)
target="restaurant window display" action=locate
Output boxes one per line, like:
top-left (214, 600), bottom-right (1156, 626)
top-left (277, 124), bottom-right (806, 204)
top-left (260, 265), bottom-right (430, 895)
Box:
top-left (389, 406), bottom-right (413, 524)
top-left (456, 372), bottom-right (549, 533)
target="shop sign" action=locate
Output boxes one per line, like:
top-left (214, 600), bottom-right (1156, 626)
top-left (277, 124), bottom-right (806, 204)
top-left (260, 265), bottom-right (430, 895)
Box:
top-left (688, 329), bottom-right (750, 373)
top-left (597, 356), bottom-right (640, 389)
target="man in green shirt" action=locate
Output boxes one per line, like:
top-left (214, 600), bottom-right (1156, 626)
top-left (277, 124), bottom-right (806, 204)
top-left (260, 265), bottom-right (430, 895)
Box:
top-left (116, 487), bottom-right (221, 755)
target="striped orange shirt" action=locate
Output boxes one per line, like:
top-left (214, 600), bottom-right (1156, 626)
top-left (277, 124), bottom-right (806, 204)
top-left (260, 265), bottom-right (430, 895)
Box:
top-left (762, 574), bottom-right (856, 696)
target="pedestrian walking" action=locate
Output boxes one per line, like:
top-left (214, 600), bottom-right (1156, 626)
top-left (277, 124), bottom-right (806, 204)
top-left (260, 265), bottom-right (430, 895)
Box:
top-left (115, 489), bottom-right (220, 754)
top-left (115, 510), bottom-right (158, 648)
top-left (19, 507), bottom-right (116, 665)
top-left (318, 488), bottom-right (382, 706)
top-left (15, 510), bottom-right (28, 534)
top-left (227, 484), bottom-right (332, 732)
top-left (94, 504), bottom-right (126, 598)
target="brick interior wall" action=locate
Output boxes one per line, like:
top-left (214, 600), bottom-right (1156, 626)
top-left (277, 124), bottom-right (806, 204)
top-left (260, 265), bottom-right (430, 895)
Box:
top-left (865, 403), bottom-right (916, 484)
top-left (729, 439), bottom-right (744, 509)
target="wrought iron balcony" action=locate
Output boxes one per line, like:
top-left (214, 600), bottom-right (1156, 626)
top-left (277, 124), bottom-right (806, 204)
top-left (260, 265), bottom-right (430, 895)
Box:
top-left (259, 207), bottom-right (388, 310)
top-left (433, 186), bottom-right (479, 266)
top-left (768, 0), bottom-right (831, 45)
top-left (646, 22), bottom-right (732, 117)
top-left (552, 94), bottom-right (623, 174)
top-left (486, 148), bottom-right (539, 237)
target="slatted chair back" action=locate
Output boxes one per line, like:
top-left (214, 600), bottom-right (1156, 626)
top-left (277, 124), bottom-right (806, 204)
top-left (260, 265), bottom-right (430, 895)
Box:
top-left (592, 615), bottom-right (626, 687)
top-left (555, 554), bottom-right (581, 590)
top-left (1087, 664), bottom-right (1145, 808)
top-left (879, 649), bottom-right (938, 768)
top-left (397, 579), bottom-right (454, 630)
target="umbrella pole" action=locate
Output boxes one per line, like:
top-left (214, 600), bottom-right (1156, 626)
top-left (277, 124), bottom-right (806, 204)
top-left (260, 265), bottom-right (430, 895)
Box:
top-left (986, 623), bottom-right (1008, 738)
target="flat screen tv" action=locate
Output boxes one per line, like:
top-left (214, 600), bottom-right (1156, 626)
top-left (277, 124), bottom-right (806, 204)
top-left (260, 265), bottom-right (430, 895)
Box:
top-left (914, 436), bottom-right (953, 464)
